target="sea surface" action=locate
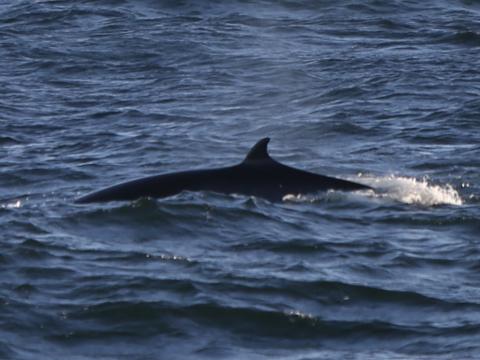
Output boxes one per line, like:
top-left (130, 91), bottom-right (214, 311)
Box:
top-left (1, 1), bottom-right (479, 359)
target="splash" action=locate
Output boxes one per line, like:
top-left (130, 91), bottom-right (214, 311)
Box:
top-left (1, 200), bottom-right (22, 209)
top-left (283, 175), bottom-right (463, 206)
top-left (357, 174), bottom-right (463, 206)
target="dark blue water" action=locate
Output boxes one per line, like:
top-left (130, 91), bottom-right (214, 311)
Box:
top-left (1, 1), bottom-right (479, 359)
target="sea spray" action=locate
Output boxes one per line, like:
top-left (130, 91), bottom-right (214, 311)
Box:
top-left (283, 175), bottom-right (463, 206)
top-left (358, 175), bottom-right (463, 206)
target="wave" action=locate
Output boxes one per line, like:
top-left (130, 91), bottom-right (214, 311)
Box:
top-left (62, 300), bottom-right (422, 339)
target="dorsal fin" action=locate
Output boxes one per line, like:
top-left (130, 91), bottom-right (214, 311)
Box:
top-left (243, 137), bottom-right (273, 163)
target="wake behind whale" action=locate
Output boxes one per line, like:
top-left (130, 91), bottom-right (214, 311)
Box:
top-left (75, 138), bottom-right (372, 204)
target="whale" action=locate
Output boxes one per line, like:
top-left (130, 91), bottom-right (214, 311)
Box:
top-left (75, 137), bottom-right (372, 204)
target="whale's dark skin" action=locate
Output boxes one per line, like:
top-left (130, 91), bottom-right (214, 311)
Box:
top-left (75, 138), bottom-right (372, 203)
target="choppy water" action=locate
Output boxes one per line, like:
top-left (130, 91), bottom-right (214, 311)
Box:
top-left (1, 1), bottom-right (480, 359)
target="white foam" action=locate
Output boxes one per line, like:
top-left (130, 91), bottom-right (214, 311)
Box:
top-left (359, 174), bottom-right (463, 206)
top-left (356, 174), bottom-right (463, 206)
top-left (0, 200), bottom-right (22, 209)
top-left (283, 175), bottom-right (463, 206)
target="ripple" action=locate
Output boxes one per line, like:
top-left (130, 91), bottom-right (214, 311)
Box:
top-left (18, 266), bottom-right (76, 279)
top-left (439, 30), bottom-right (480, 47)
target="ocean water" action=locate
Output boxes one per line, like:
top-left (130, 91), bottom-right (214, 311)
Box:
top-left (1, 0), bottom-right (479, 359)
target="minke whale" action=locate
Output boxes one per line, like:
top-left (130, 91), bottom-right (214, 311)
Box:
top-left (75, 138), bottom-right (372, 204)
